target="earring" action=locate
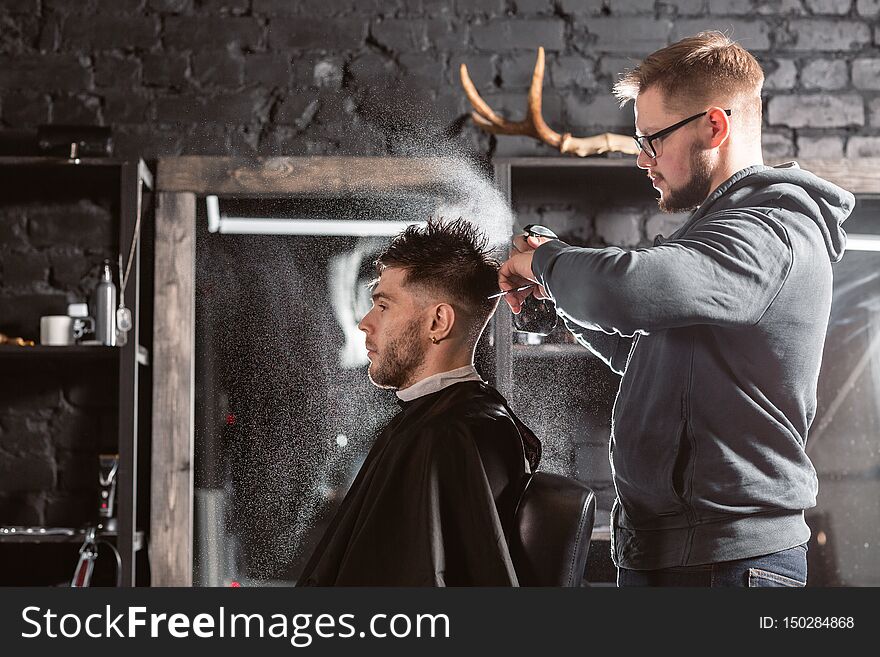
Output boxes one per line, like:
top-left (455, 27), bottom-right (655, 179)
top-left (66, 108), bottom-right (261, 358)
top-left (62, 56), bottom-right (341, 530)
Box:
top-left (430, 336), bottom-right (437, 344)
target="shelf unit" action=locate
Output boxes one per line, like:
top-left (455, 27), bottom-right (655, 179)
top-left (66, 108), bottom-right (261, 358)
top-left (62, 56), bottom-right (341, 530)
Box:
top-left (0, 156), bottom-right (153, 586)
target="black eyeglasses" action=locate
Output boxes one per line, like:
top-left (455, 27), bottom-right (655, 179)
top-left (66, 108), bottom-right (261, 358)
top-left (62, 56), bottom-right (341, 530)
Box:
top-left (634, 109), bottom-right (732, 159)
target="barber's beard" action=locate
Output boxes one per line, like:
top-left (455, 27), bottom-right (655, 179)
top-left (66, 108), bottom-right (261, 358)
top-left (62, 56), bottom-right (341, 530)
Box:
top-left (368, 318), bottom-right (428, 390)
top-left (658, 143), bottom-right (714, 213)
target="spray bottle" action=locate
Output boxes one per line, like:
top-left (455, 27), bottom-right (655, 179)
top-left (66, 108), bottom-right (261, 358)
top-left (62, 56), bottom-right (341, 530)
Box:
top-left (94, 259), bottom-right (117, 346)
top-left (512, 224), bottom-right (559, 335)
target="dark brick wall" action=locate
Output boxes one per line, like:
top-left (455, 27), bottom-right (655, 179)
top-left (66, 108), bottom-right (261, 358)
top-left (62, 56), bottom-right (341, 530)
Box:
top-left (0, 170), bottom-right (118, 339)
top-left (0, 359), bottom-right (117, 525)
top-left (0, 1), bottom-right (877, 159)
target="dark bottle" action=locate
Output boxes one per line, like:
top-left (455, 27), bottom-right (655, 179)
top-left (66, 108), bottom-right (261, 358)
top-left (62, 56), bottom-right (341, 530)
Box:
top-left (513, 296), bottom-right (558, 335)
top-left (512, 224), bottom-right (559, 335)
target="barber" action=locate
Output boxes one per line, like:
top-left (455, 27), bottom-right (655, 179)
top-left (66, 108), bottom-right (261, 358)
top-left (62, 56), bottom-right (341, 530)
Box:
top-left (498, 31), bottom-right (854, 587)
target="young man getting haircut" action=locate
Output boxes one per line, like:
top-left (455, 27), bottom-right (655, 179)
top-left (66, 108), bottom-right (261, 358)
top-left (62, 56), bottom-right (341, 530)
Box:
top-left (298, 218), bottom-right (541, 586)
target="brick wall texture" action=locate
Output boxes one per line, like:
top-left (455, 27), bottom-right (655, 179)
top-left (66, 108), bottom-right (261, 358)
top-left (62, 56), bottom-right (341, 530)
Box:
top-left (0, 0), bottom-right (877, 160)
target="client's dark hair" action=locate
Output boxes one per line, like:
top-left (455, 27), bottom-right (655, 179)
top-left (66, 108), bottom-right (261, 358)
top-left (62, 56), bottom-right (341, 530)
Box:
top-left (376, 218), bottom-right (500, 339)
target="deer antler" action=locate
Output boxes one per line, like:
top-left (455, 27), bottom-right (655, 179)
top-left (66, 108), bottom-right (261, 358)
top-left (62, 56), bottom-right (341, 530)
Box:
top-left (460, 47), bottom-right (640, 158)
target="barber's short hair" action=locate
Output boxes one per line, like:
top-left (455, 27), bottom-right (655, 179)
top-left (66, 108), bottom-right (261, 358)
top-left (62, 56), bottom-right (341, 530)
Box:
top-left (613, 31), bottom-right (764, 130)
top-left (376, 218), bottom-right (500, 338)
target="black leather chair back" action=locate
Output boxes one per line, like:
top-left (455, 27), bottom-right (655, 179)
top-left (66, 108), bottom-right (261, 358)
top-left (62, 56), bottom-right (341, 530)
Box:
top-left (511, 472), bottom-right (596, 587)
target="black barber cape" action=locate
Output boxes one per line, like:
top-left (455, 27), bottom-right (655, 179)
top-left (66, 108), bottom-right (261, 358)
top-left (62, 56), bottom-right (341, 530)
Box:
top-left (297, 380), bottom-right (541, 586)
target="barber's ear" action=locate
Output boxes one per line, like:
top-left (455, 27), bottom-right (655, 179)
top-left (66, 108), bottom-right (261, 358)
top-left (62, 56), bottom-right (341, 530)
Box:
top-left (429, 303), bottom-right (455, 343)
top-left (706, 106), bottom-right (731, 148)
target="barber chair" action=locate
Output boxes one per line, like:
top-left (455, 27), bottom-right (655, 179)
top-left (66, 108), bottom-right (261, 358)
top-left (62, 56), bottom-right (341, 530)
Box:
top-left (511, 472), bottom-right (596, 587)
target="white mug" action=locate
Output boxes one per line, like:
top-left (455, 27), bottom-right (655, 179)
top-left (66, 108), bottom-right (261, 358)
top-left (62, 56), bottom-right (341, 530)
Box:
top-left (40, 315), bottom-right (75, 345)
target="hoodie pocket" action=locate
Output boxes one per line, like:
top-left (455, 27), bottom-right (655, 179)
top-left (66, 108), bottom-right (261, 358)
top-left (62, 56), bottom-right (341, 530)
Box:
top-left (670, 418), bottom-right (695, 517)
top-left (651, 417), bottom-right (691, 518)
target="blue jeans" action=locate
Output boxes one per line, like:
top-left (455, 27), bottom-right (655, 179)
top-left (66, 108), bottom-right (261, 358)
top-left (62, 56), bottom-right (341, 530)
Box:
top-left (617, 544), bottom-right (808, 587)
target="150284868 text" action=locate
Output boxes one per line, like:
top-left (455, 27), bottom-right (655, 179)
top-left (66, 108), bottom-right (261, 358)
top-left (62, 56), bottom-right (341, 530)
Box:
top-left (760, 616), bottom-right (855, 629)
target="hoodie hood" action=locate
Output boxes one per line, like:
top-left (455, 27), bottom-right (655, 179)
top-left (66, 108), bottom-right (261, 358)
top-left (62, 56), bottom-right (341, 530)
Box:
top-left (692, 162), bottom-right (854, 263)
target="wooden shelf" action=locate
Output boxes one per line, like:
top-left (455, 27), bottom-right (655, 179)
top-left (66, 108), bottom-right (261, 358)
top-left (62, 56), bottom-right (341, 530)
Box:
top-left (0, 345), bottom-right (150, 367)
top-left (0, 156), bottom-right (154, 188)
top-left (495, 155), bottom-right (880, 194)
top-left (0, 156), bottom-right (129, 167)
top-left (494, 155), bottom-right (638, 168)
top-left (0, 528), bottom-right (144, 552)
top-left (157, 155), bottom-right (457, 196)
top-left (512, 343), bottom-right (593, 359)
top-left (0, 345), bottom-right (116, 358)
top-left (591, 525), bottom-right (611, 542)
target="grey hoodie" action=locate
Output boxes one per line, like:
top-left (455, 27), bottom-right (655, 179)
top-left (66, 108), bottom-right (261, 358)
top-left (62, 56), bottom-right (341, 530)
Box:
top-left (531, 163), bottom-right (854, 570)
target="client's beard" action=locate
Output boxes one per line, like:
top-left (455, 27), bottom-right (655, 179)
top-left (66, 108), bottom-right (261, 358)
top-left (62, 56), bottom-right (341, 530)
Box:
top-left (367, 318), bottom-right (428, 390)
top-left (658, 143), bottom-right (714, 213)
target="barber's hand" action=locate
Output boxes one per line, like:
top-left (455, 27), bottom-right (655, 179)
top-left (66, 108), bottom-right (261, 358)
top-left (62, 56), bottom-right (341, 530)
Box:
top-left (511, 233), bottom-right (553, 254)
top-left (498, 251), bottom-right (548, 314)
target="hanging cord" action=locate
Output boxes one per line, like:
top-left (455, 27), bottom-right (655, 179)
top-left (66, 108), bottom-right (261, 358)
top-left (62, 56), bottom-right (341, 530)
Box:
top-left (119, 177), bottom-right (144, 294)
top-left (97, 539), bottom-right (123, 587)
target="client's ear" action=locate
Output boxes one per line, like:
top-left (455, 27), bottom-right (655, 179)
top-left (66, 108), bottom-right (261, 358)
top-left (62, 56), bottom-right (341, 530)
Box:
top-left (429, 303), bottom-right (455, 343)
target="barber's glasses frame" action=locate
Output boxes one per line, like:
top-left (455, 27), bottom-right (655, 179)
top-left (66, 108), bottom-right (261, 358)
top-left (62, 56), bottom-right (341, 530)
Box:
top-left (634, 108), bottom-right (732, 159)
